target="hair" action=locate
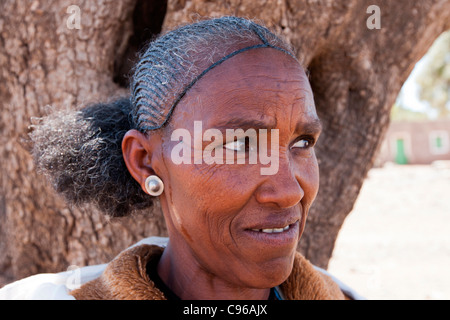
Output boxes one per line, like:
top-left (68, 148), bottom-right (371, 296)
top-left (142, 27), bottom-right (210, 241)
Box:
top-left (30, 16), bottom-right (298, 217)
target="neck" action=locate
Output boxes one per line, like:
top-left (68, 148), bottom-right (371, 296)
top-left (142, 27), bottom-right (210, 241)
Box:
top-left (156, 241), bottom-right (271, 300)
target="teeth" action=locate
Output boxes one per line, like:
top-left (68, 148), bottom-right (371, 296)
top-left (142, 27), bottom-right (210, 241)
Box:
top-left (251, 225), bottom-right (290, 233)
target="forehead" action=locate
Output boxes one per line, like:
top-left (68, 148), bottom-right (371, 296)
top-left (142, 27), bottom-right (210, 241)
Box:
top-left (170, 48), bottom-right (317, 130)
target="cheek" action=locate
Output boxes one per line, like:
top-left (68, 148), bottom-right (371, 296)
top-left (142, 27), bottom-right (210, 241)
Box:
top-left (163, 161), bottom-right (260, 237)
top-left (300, 153), bottom-right (320, 205)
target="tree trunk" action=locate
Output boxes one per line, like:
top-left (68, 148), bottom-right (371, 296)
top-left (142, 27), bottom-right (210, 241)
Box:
top-left (0, 0), bottom-right (169, 286)
top-left (1, 0), bottom-right (449, 287)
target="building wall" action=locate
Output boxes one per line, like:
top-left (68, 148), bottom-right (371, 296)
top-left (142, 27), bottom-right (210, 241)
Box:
top-left (376, 120), bottom-right (450, 165)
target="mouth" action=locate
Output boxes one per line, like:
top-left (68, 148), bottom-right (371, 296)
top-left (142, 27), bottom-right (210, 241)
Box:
top-left (243, 220), bottom-right (300, 247)
top-left (249, 223), bottom-right (293, 234)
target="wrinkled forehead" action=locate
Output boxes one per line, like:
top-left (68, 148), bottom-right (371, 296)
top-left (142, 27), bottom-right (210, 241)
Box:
top-left (171, 47), bottom-right (317, 130)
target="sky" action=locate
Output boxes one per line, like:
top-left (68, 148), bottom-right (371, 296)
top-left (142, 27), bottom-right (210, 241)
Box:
top-left (396, 53), bottom-right (436, 118)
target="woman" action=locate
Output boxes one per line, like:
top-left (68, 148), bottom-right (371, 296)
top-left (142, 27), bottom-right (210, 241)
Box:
top-left (0, 16), bottom-right (358, 300)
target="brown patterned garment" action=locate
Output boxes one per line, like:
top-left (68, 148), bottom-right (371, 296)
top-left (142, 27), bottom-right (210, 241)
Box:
top-left (71, 244), bottom-right (347, 300)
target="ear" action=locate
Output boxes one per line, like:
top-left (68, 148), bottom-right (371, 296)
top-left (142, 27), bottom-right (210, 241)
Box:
top-left (122, 129), bottom-right (160, 193)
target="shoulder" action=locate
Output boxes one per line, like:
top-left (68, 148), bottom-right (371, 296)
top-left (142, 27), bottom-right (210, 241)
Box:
top-left (0, 236), bottom-right (168, 300)
top-left (280, 252), bottom-right (364, 300)
top-left (312, 265), bottom-right (365, 300)
top-left (0, 264), bottom-right (106, 300)
top-left (71, 243), bottom-right (165, 300)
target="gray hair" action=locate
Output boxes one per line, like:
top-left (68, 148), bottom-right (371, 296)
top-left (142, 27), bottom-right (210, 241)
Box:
top-left (30, 16), bottom-right (298, 217)
top-left (131, 16), bottom-right (297, 131)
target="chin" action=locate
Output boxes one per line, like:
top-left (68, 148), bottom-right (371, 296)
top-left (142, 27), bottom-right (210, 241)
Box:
top-left (244, 252), bottom-right (296, 289)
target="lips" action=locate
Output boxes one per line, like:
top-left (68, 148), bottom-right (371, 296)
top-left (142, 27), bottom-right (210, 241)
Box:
top-left (239, 207), bottom-right (302, 248)
top-left (245, 214), bottom-right (300, 234)
top-left (242, 220), bottom-right (300, 249)
top-left (250, 224), bottom-right (292, 234)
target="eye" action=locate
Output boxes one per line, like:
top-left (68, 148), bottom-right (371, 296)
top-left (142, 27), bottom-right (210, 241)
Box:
top-left (224, 138), bottom-right (247, 152)
top-left (291, 137), bottom-right (314, 149)
top-left (224, 136), bottom-right (257, 154)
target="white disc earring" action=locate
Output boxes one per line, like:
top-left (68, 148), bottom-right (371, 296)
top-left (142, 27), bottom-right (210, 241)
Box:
top-left (144, 175), bottom-right (164, 196)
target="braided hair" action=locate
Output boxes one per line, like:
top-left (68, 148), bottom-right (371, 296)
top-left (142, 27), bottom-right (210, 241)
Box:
top-left (30, 16), bottom-right (297, 217)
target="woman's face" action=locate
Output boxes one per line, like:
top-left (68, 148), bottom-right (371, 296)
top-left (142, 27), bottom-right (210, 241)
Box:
top-left (157, 48), bottom-right (321, 289)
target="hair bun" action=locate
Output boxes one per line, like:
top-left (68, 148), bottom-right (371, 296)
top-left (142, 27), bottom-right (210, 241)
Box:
top-left (30, 97), bottom-right (153, 217)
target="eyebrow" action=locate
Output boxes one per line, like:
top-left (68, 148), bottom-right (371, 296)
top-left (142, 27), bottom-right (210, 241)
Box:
top-left (296, 118), bottom-right (323, 135)
top-left (209, 117), bottom-right (322, 135)
top-left (210, 118), bottom-right (277, 131)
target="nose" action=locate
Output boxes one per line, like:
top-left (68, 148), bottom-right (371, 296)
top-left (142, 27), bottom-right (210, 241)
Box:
top-left (254, 156), bottom-right (304, 208)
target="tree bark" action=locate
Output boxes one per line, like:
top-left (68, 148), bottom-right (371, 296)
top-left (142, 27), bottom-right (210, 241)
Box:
top-left (0, 0), bottom-right (168, 286)
top-left (1, 0), bottom-right (449, 287)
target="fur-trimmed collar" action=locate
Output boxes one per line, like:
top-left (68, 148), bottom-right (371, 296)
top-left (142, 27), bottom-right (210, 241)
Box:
top-left (70, 244), bottom-right (345, 300)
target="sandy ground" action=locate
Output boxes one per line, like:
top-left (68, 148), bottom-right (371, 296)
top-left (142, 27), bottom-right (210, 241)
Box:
top-left (327, 163), bottom-right (450, 300)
